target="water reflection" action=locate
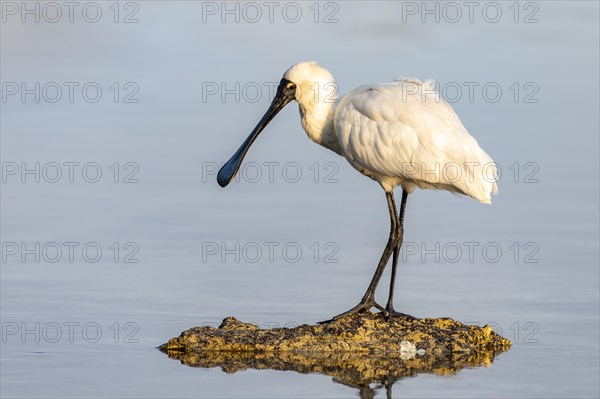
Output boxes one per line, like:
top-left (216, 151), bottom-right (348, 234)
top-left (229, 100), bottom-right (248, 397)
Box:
top-left (160, 347), bottom-right (508, 398)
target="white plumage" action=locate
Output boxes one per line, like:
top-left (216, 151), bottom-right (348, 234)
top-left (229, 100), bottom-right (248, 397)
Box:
top-left (335, 79), bottom-right (498, 202)
top-left (282, 61), bottom-right (498, 203)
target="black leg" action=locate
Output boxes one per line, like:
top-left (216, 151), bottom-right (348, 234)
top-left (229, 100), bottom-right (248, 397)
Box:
top-left (385, 189), bottom-right (410, 318)
top-left (321, 191), bottom-right (398, 323)
top-left (386, 245), bottom-right (400, 315)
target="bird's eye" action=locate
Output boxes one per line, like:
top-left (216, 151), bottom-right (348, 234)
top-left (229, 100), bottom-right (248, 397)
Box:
top-left (286, 82), bottom-right (296, 90)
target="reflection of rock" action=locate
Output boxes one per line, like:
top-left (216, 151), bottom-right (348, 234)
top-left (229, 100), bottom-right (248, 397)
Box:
top-left (159, 312), bottom-right (511, 398)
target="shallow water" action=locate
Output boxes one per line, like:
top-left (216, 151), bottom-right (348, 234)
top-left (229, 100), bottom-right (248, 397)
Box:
top-left (1, 1), bottom-right (599, 398)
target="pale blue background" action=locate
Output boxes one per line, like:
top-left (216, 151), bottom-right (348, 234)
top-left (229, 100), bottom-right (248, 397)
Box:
top-left (1, 1), bottom-right (598, 398)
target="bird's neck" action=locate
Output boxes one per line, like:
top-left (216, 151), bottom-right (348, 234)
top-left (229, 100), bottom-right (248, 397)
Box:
top-left (297, 94), bottom-right (342, 156)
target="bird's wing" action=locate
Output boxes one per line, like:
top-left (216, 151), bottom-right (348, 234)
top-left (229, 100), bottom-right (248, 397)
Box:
top-left (335, 79), bottom-right (498, 203)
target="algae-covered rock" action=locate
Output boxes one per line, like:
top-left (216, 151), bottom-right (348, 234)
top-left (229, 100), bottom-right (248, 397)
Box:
top-left (159, 312), bottom-right (510, 397)
top-left (160, 312), bottom-right (510, 355)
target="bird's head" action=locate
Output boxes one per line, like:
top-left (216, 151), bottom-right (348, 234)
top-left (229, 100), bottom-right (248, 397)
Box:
top-left (282, 61), bottom-right (336, 109)
top-left (217, 61), bottom-right (335, 188)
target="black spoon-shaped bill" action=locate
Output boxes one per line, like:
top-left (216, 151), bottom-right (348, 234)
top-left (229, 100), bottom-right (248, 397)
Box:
top-left (217, 78), bottom-right (296, 188)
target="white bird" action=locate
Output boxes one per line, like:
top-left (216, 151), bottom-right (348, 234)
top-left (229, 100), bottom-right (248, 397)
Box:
top-left (218, 61), bottom-right (498, 321)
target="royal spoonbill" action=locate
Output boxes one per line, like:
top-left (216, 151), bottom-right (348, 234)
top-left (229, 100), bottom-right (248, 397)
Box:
top-left (217, 61), bottom-right (497, 321)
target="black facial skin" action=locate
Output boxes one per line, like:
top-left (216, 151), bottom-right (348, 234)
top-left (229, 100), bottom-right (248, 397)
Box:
top-left (217, 78), bottom-right (297, 188)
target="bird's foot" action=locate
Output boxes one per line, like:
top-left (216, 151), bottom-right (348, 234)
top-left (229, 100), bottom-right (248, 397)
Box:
top-left (319, 299), bottom-right (386, 324)
top-left (384, 303), bottom-right (415, 321)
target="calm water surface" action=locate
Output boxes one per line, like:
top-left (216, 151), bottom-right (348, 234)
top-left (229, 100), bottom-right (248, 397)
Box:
top-left (1, 1), bottom-right (599, 398)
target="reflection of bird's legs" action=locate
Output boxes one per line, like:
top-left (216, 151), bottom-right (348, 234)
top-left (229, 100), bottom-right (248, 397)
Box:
top-left (385, 190), bottom-right (412, 319)
top-left (331, 378), bottom-right (375, 399)
top-left (383, 375), bottom-right (397, 399)
top-left (358, 385), bottom-right (375, 399)
top-left (322, 192), bottom-right (398, 323)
